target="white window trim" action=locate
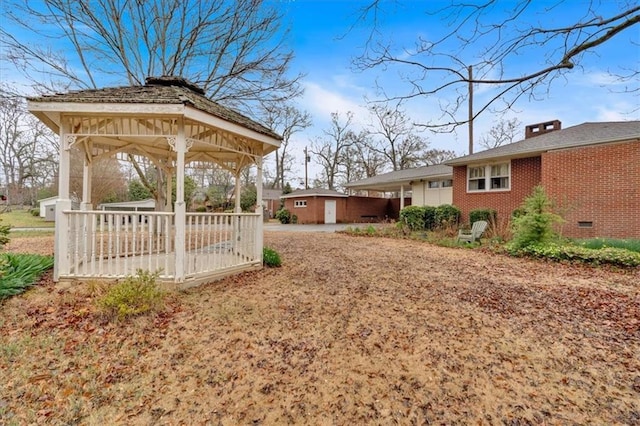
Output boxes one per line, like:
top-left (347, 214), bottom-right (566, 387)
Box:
top-left (467, 162), bottom-right (511, 192)
top-left (294, 200), bottom-right (307, 208)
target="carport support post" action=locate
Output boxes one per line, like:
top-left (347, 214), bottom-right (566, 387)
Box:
top-left (400, 184), bottom-right (405, 210)
top-left (172, 123), bottom-right (187, 283)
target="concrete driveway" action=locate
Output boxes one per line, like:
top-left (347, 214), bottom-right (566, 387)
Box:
top-left (264, 222), bottom-right (377, 233)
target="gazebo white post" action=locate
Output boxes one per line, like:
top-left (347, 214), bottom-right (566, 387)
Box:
top-left (165, 171), bottom-right (173, 212)
top-left (255, 156), bottom-right (264, 262)
top-left (400, 184), bottom-right (405, 210)
top-left (171, 122), bottom-right (187, 283)
top-left (54, 122), bottom-right (73, 281)
top-left (233, 170), bottom-right (242, 250)
top-left (234, 172), bottom-right (242, 213)
top-left (81, 155), bottom-right (93, 210)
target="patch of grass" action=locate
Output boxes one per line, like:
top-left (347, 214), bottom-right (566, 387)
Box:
top-left (8, 229), bottom-right (55, 238)
top-left (0, 253), bottom-right (54, 301)
top-left (0, 209), bottom-right (55, 228)
top-left (575, 238), bottom-right (640, 253)
top-left (96, 269), bottom-right (166, 320)
top-left (506, 242), bottom-right (640, 268)
top-left (263, 246), bottom-right (282, 267)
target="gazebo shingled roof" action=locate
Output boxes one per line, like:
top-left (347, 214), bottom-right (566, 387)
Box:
top-left (27, 76), bottom-right (281, 141)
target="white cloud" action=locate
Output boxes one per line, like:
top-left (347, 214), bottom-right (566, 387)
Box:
top-left (300, 81), bottom-right (369, 127)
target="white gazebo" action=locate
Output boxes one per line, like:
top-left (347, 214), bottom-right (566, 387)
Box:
top-left (27, 76), bottom-right (282, 287)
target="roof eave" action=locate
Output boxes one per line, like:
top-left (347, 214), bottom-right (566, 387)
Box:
top-left (446, 135), bottom-right (639, 166)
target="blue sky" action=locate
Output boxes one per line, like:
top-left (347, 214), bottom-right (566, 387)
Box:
top-left (1, 0), bottom-right (638, 185)
top-left (277, 0), bottom-right (639, 184)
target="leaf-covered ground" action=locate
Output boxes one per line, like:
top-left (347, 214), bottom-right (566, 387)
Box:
top-left (1, 232), bottom-right (639, 424)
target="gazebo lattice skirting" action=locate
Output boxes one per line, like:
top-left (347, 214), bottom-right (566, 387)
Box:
top-left (27, 76), bottom-right (282, 287)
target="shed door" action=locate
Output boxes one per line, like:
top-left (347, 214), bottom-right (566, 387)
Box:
top-left (324, 200), bottom-right (336, 224)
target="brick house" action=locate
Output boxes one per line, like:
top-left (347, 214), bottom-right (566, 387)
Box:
top-left (445, 120), bottom-right (640, 238)
top-left (281, 188), bottom-right (409, 224)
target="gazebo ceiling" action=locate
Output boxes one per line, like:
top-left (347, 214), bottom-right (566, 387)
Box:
top-left (26, 76), bottom-right (282, 171)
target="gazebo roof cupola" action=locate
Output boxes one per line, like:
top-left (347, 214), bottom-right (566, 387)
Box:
top-left (27, 76), bottom-right (282, 172)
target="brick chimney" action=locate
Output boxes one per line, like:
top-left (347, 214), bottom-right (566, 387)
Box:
top-left (525, 120), bottom-right (561, 139)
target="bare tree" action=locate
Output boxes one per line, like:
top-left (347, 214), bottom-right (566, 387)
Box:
top-left (338, 131), bottom-right (377, 185)
top-left (353, 136), bottom-right (386, 179)
top-left (479, 118), bottom-right (522, 150)
top-left (2, 0), bottom-right (304, 210)
top-left (0, 86), bottom-right (58, 205)
top-left (311, 112), bottom-right (357, 191)
top-left (2, 0), bottom-right (302, 106)
top-left (354, 1), bottom-right (639, 131)
top-left (69, 152), bottom-right (128, 205)
top-left (260, 103), bottom-right (312, 189)
top-left (366, 104), bottom-right (431, 170)
top-left (424, 149), bottom-right (458, 165)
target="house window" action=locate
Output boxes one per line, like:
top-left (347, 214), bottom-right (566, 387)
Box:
top-left (428, 179), bottom-right (453, 189)
top-left (467, 162), bottom-right (510, 192)
top-left (294, 200), bottom-right (307, 208)
top-left (468, 166), bottom-right (486, 191)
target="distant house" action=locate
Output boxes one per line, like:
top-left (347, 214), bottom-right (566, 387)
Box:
top-left (446, 120), bottom-right (640, 238)
top-left (281, 189), bottom-right (348, 224)
top-left (281, 187), bottom-right (411, 224)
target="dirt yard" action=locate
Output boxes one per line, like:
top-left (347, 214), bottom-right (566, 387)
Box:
top-left (1, 231), bottom-right (639, 425)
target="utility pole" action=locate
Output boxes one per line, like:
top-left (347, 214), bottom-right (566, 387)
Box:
top-left (304, 147), bottom-right (310, 189)
top-left (468, 65), bottom-right (474, 155)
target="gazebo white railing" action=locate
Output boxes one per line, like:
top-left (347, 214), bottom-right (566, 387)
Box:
top-left (27, 77), bottom-right (281, 287)
top-left (62, 210), bottom-right (261, 282)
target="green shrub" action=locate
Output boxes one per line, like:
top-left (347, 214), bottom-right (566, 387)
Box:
top-left (0, 253), bottom-right (54, 300)
top-left (399, 206), bottom-right (426, 231)
top-left (508, 243), bottom-right (640, 268)
top-left (194, 206), bottom-right (207, 213)
top-left (275, 208), bottom-right (291, 224)
top-left (0, 218), bottom-right (10, 248)
top-left (434, 204), bottom-right (461, 228)
top-left (470, 208), bottom-right (497, 225)
top-left (96, 270), bottom-right (165, 320)
top-left (424, 206), bottom-right (437, 230)
top-left (511, 208), bottom-right (526, 219)
top-left (576, 238), bottom-right (640, 253)
top-left (508, 186), bottom-right (563, 250)
top-left (291, 214), bottom-right (298, 224)
top-left (263, 246), bottom-right (282, 267)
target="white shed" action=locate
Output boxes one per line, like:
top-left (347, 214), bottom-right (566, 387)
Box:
top-left (38, 196), bottom-right (60, 221)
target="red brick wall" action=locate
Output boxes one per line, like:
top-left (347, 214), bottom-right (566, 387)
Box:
top-left (344, 196), bottom-right (388, 222)
top-left (542, 140), bottom-right (640, 238)
top-left (282, 196), bottom-right (348, 224)
top-left (453, 157), bottom-right (542, 224)
top-left (282, 196), bottom-right (411, 223)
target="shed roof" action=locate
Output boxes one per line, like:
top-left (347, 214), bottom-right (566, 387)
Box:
top-left (97, 198), bottom-right (156, 209)
top-left (446, 121), bottom-right (640, 166)
top-left (344, 164), bottom-right (452, 192)
top-left (280, 188), bottom-right (348, 199)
